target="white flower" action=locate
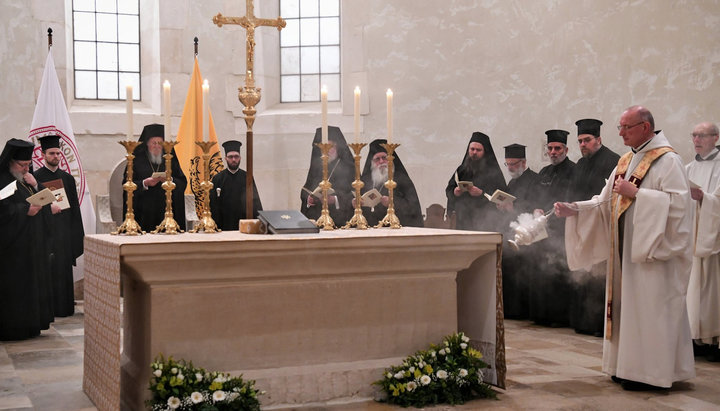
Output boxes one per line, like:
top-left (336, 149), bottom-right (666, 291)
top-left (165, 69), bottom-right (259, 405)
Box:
top-left (436, 370), bottom-right (448, 380)
top-left (176, 373), bottom-right (184, 381)
top-left (153, 369), bottom-right (162, 377)
top-left (409, 366), bottom-right (415, 373)
top-left (171, 367), bottom-right (178, 374)
top-left (213, 390), bottom-right (227, 402)
top-left (386, 372), bottom-right (393, 379)
top-left (167, 396), bottom-right (181, 409)
top-left (213, 375), bottom-right (227, 383)
top-left (195, 372), bottom-right (203, 381)
top-left (461, 335), bottom-right (470, 343)
top-left (445, 341), bottom-right (450, 346)
top-left (438, 348), bottom-right (446, 355)
top-left (190, 391), bottom-right (204, 404)
top-left (430, 350), bottom-right (436, 357)
top-left (460, 343), bottom-right (468, 349)
top-left (459, 368), bottom-right (468, 377)
top-left (420, 375), bottom-right (431, 385)
top-left (406, 381), bottom-right (417, 391)
top-left (394, 371), bottom-right (405, 379)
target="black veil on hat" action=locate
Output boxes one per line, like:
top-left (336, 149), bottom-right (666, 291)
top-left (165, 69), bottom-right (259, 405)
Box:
top-left (222, 140), bottom-right (242, 155)
top-left (361, 138), bottom-right (410, 178)
top-left (134, 123), bottom-right (166, 156)
top-left (457, 132), bottom-right (505, 183)
top-left (575, 119), bottom-right (602, 137)
top-left (504, 143), bottom-right (526, 159)
top-left (0, 138), bottom-right (34, 170)
top-left (545, 129), bottom-right (569, 144)
top-left (308, 126), bottom-right (353, 167)
top-left (39, 135), bottom-right (61, 151)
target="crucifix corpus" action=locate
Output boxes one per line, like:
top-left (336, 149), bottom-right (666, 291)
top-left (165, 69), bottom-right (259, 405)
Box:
top-left (213, 0), bottom-right (285, 219)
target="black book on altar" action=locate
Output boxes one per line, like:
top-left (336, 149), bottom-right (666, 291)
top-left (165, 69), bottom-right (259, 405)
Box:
top-left (258, 210), bottom-right (320, 234)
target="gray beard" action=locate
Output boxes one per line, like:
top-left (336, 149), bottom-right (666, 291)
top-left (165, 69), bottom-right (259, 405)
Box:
top-left (11, 170), bottom-right (24, 182)
top-left (149, 152), bottom-right (163, 165)
top-left (509, 168), bottom-right (524, 179)
top-left (371, 166), bottom-right (388, 187)
top-left (550, 155), bottom-right (565, 166)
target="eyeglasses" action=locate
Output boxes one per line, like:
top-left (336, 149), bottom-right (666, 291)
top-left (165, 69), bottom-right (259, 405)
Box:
top-left (577, 136), bottom-right (597, 144)
top-left (616, 122), bottom-right (645, 131)
top-left (691, 133), bottom-right (718, 139)
top-left (504, 160), bottom-right (523, 167)
top-left (547, 145), bottom-right (565, 152)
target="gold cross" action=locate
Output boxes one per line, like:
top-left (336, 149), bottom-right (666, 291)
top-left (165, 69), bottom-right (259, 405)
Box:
top-left (213, 0), bottom-right (286, 88)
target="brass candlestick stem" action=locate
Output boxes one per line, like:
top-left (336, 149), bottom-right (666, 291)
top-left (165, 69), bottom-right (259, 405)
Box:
top-left (377, 143), bottom-right (402, 229)
top-left (314, 142), bottom-right (335, 230)
top-left (189, 141), bottom-right (220, 233)
top-left (151, 141), bottom-right (182, 234)
top-left (342, 142), bottom-right (368, 229)
top-left (112, 140), bottom-right (143, 235)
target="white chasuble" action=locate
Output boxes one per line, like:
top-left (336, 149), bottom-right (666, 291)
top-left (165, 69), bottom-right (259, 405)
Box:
top-left (565, 131), bottom-right (695, 387)
top-left (686, 154), bottom-right (720, 343)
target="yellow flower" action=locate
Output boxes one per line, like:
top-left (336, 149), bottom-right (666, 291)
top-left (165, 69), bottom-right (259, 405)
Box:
top-left (424, 364), bottom-right (433, 374)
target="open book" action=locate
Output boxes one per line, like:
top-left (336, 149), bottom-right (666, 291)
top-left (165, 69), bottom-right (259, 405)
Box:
top-left (353, 188), bottom-right (383, 208)
top-left (26, 188), bottom-right (56, 207)
top-left (302, 185), bottom-right (335, 200)
top-left (484, 189), bottom-right (516, 205)
top-left (0, 180), bottom-right (17, 200)
top-left (454, 171), bottom-right (474, 192)
top-left (42, 179), bottom-right (71, 210)
top-left (151, 171), bottom-right (166, 179)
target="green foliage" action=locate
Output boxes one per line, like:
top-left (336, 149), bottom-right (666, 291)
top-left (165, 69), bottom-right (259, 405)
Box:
top-left (146, 355), bottom-right (262, 411)
top-left (374, 332), bottom-right (497, 407)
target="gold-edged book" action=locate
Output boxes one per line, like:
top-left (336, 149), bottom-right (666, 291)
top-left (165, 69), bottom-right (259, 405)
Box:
top-left (42, 178), bottom-right (71, 210)
top-left (484, 189), bottom-right (516, 205)
top-left (26, 188), bottom-right (56, 207)
top-left (151, 171), bottom-right (166, 179)
top-left (352, 188), bottom-right (382, 208)
top-left (454, 171), bottom-right (473, 192)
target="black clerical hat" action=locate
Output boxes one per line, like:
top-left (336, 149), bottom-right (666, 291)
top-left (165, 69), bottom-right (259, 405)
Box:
top-left (139, 124), bottom-right (164, 142)
top-left (545, 129), bottom-right (569, 144)
top-left (39, 135), bottom-right (61, 151)
top-left (575, 118), bottom-right (603, 137)
top-left (222, 140), bottom-right (242, 155)
top-left (504, 143), bottom-right (526, 159)
top-left (0, 139), bottom-right (34, 169)
top-left (469, 132), bottom-right (490, 145)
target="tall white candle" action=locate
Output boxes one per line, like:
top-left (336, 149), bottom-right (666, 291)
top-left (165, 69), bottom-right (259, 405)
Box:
top-left (321, 85), bottom-right (328, 144)
top-left (163, 80), bottom-right (171, 140)
top-left (386, 89), bottom-right (393, 143)
top-left (202, 79), bottom-right (209, 142)
top-left (354, 86), bottom-right (360, 144)
top-left (125, 85), bottom-right (133, 141)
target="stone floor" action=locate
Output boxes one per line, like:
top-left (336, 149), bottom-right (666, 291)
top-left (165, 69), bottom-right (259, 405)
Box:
top-left (1, 308), bottom-right (719, 411)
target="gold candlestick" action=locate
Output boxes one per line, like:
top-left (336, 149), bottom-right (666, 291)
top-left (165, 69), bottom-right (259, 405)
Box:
top-left (151, 141), bottom-right (182, 234)
top-left (189, 141), bottom-right (220, 233)
top-left (314, 142), bottom-right (335, 230)
top-left (113, 140), bottom-right (143, 235)
top-left (376, 143), bottom-right (402, 229)
top-left (342, 142), bottom-right (368, 229)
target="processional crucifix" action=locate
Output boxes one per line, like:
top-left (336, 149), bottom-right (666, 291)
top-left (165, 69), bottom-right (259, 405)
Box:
top-left (213, 0), bottom-right (285, 219)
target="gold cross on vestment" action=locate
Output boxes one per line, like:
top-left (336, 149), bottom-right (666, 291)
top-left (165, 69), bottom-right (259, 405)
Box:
top-left (213, 0), bottom-right (286, 89)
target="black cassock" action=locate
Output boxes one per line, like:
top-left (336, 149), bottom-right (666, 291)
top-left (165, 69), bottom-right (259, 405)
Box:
top-left (530, 157), bottom-right (575, 326)
top-left (209, 169), bottom-right (262, 231)
top-left (501, 168), bottom-right (540, 320)
top-left (35, 167), bottom-right (85, 317)
top-left (568, 145), bottom-right (620, 335)
top-left (124, 150), bottom-right (187, 232)
top-left (0, 171), bottom-right (54, 340)
top-left (300, 126), bottom-right (355, 226)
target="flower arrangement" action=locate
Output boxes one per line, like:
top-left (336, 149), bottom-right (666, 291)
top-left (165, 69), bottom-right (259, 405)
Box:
top-left (374, 332), bottom-right (497, 407)
top-left (146, 355), bottom-right (262, 411)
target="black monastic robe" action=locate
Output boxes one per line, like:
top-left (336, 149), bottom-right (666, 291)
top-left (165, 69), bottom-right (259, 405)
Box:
top-left (301, 158), bottom-right (354, 226)
top-left (445, 160), bottom-right (508, 232)
top-left (34, 166), bottom-right (84, 317)
top-left (209, 168), bottom-right (263, 231)
top-left (360, 172), bottom-right (423, 227)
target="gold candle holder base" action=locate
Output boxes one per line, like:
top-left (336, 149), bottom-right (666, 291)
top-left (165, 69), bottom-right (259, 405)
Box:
top-left (314, 142), bottom-right (335, 230)
top-left (189, 141), bottom-right (220, 233)
top-left (151, 141), bottom-right (182, 234)
top-left (112, 140), bottom-right (144, 235)
top-left (342, 142), bottom-right (368, 230)
top-left (376, 143), bottom-right (402, 229)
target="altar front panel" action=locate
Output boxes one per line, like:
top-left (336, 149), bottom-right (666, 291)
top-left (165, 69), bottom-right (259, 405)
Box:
top-left (82, 228), bottom-right (503, 410)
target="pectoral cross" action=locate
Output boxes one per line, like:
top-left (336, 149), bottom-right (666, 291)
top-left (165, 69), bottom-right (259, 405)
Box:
top-left (213, 0), bottom-right (285, 219)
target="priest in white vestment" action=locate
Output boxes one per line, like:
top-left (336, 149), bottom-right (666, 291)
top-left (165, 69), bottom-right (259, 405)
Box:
top-left (685, 121), bottom-right (720, 361)
top-left (555, 106), bottom-right (695, 390)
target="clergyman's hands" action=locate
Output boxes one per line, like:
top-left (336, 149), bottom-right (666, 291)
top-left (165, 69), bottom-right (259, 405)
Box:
top-left (50, 203), bottom-right (62, 214)
top-left (554, 202), bottom-right (578, 218)
top-left (690, 187), bottom-right (704, 202)
top-left (24, 173), bottom-right (37, 188)
top-left (27, 204), bottom-right (42, 216)
top-left (613, 176), bottom-right (638, 198)
top-left (468, 186), bottom-right (483, 197)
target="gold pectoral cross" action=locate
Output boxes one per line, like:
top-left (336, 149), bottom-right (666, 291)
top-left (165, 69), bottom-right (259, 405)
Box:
top-left (213, 0), bottom-right (286, 89)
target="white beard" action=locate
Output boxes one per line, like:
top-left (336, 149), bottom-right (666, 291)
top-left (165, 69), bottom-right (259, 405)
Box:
top-left (371, 166), bottom-right (388, 187)
top-left (11, 170), bottom-right (24, 182)
top-left (149, 152), bottom-right (163, 165)
top-left (509, 168), bottom-right (524, 179)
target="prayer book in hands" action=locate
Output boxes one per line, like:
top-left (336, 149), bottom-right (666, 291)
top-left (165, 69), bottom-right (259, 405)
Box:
top-left (0, 180), bottom-right (17, 200)
top-left (26, 188), bottom-right (56, 207)
top-left (302, 185), bottom-right (335, 200)
top-left (151, 172), bottom-right (166, 179)
top-left (41, 179), bottom-right (71, 210)
top-left (454, 172), bottom-right (474, 192)
top-left (484, 189), bottom-right (516, 205)
top-left (258, 210), bottom-right (320, 234)
top-left (353, 188), bottom-right (383, 208)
